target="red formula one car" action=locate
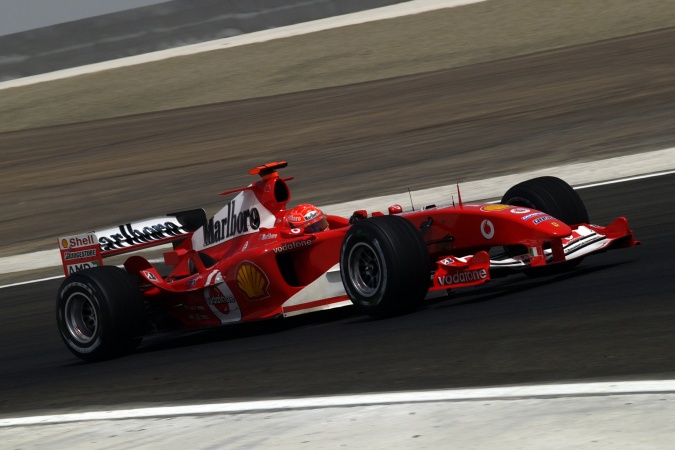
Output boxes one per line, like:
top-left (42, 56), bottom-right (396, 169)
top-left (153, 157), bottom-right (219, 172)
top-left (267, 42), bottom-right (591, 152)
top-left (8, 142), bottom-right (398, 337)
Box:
top-left (56, 161), bottom-right (638, 361)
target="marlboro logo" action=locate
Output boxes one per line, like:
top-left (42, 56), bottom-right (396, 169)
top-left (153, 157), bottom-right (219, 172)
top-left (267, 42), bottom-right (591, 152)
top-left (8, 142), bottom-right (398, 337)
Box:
top-left (202, 199), bottom-right (261, 247)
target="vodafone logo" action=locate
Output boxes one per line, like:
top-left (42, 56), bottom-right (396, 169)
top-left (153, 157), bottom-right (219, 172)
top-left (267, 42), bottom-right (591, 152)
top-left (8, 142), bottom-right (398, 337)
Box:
top-left (273, 240), bottom-right (312, 254)
top-left (480, 220), bottom-right (495, 239)
top-left (437, 268), bottom-right (488, 286)
top-left (206, 286), bottom-right (232, 314)
top-left (204, 283), bottom-right (241, 324)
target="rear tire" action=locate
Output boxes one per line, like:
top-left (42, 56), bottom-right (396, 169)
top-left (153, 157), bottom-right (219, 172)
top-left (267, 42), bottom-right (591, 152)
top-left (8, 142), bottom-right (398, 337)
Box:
top-left (501, 176), bottom-right (588, 274)
top-left (56, 266), bottom-right (145, 362)
top-left (340, 215), bottom-right (430, 318)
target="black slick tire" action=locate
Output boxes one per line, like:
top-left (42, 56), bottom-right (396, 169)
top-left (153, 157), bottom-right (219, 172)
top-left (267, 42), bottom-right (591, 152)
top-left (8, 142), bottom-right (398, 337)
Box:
top-left (340, 215), bottom-right (430, 318)
top-left (56, 266), bottom-right (145, 362)
top-left (501, 176), bottom-right (589, 273)
top-left (501, 176), bottom-right (589, 225)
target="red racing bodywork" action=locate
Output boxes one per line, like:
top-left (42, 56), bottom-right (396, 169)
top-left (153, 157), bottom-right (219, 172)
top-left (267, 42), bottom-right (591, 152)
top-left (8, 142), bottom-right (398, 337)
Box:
top-left (58, 161), bottom-right (638, 331)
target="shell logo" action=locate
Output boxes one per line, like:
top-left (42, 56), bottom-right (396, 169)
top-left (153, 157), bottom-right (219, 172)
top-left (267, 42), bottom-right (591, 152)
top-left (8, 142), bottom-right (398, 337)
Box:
top-left (61, 239), bottom-right (69, 249)
top-left (236, 262), bottom-right (270, 301)
top-left (480, 204), bottom-right (511, 212)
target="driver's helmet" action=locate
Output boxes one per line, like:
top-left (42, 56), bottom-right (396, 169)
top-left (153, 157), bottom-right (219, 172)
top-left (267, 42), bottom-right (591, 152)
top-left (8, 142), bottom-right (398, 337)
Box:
top-left (285, 204), bottom-right (329, 233)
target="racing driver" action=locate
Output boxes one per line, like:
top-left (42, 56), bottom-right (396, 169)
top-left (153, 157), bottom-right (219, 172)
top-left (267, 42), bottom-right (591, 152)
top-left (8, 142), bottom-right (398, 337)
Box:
top-left (285, 204), bottom-right (329, 233)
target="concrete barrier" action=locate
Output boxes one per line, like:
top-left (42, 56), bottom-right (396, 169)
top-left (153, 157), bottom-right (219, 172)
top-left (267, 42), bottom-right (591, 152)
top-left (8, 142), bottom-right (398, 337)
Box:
top-left (0, 0), bottom-right (409, 81)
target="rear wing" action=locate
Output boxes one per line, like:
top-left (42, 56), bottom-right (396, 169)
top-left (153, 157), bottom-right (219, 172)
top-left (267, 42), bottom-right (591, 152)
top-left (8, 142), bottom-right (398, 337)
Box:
top-left (57, 209), bottom-right (205, 277)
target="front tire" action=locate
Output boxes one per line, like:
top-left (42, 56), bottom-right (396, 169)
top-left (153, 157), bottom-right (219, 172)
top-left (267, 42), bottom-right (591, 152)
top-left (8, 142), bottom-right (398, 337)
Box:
top-left (501, 176), bottom-right (589, 273)
top-left (340, 215), bottom-right (430, 318)
top-left (501, 176), bottom-right (589, 225)
top-left (56, 266), bottom-right (145, 362)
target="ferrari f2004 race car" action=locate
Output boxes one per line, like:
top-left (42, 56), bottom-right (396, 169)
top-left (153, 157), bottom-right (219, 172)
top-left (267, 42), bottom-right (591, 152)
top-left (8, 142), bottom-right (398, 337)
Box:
top-left (56, 161), bottom-right (638, 361)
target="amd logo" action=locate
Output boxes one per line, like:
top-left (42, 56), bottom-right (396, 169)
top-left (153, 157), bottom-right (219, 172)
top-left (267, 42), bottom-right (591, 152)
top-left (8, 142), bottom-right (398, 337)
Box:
top-left (67, 261), bottom-right (99, 274)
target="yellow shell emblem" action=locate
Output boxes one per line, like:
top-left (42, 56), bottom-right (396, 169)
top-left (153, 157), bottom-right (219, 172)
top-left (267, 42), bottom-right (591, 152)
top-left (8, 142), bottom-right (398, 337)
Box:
top-left (481, 204), bottom-right (511, 212)
top-left (236, 262), bottom-right (269, 301)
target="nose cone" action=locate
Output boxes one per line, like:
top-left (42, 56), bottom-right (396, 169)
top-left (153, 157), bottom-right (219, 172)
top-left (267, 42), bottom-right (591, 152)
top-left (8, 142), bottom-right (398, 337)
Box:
top-left (492, 206), bottom-right (575, 237)
top-left (538, 217), bottom-right (573, 237)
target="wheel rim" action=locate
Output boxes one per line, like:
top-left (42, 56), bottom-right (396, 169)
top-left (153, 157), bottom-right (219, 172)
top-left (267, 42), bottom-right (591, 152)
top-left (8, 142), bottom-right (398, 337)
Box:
top-left (64, 292), bottom-right (98, 344)
top-left (347, 242), bottom-right (382, 298)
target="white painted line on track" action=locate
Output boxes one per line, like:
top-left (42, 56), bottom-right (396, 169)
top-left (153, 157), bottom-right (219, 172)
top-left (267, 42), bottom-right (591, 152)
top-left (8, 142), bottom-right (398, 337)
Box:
top-left (0, 275), bottom-right (63, 290)
top-left (2, 380), bottom-right (675, 427)
top-left (0, 0), bottom-right (488, 91)
top-left (0, 260), bottom-right (163, 289)
top-left (575, 169), bottom-right (675, 189)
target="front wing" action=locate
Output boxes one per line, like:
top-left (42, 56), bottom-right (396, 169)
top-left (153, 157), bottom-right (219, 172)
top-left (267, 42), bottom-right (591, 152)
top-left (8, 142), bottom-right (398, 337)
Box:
top-left (489, 217), bottom-right (638, 271)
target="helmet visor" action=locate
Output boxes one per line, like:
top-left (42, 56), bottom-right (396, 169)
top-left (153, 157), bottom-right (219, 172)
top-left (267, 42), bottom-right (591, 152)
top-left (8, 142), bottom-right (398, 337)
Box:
top-left (305, 216), bottom-right (329, 233)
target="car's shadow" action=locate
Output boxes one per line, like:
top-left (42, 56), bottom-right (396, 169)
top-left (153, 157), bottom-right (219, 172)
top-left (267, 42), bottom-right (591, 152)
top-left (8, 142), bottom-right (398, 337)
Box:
top-left (132, 259), bottom-right (635, 357)
top-left (135, 305), bottom-right (360, 355)
top-left (430, 259), bottom-right (635, 309)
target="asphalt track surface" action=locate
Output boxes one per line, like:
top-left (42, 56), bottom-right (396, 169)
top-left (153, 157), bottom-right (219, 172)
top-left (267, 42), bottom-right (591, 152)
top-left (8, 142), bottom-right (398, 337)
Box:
top-left (1, 24), bottom-right (675, 420)
top-left (0, 173), bottom-right (674, 418)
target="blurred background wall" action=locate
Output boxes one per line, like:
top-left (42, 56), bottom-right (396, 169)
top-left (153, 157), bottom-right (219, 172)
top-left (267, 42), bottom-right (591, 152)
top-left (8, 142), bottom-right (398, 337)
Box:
top-left (0, 0), bottom-right (409, 81)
